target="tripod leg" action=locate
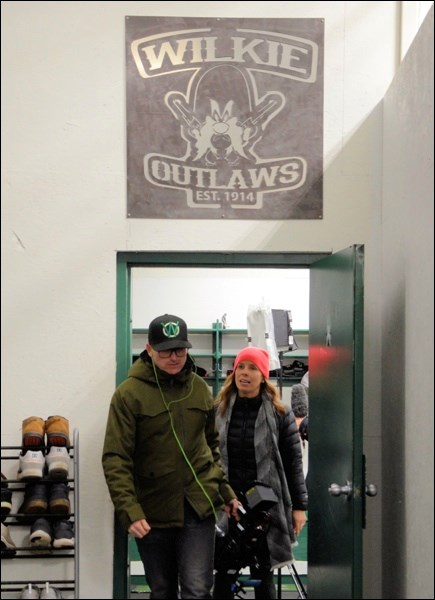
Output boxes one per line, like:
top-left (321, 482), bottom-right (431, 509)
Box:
top-left (289, 564), bottom-right (307, 599)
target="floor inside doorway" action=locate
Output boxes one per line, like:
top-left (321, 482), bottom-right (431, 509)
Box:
top-left (129, 528), bottom-right (308, 599)
top-left (130, 571), bottom-right (307, 599)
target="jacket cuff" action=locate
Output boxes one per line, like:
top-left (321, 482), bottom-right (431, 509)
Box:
top-left (220, 483), bottom-right (238, 504)
top-left (120, 506), bottom-right (146, 530)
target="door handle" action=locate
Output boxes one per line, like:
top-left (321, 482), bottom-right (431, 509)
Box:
top-left (328, 482), bottom-right (352, 499)
top-left (365, 483), bottom-right (378, 497)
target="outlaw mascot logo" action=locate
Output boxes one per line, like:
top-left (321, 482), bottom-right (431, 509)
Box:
top-left (129, 25), bottom-right (321, 211)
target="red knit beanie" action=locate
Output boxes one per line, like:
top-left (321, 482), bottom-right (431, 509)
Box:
top-left (233, 346), bottom-right (270, 379)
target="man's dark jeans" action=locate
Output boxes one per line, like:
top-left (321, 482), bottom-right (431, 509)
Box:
top-left (136, 500), bottom-right (215, 599)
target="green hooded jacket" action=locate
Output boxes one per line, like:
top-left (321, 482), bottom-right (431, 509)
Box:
top-left (102, 351), bottom-right (235, 531)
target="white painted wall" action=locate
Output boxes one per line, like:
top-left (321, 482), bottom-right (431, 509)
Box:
top-left (381, 7), bottom-right (434, 598)
top-left (1, 2), bottom-right (433, 598)
top-left (131, 268), bottom-right (310, 329)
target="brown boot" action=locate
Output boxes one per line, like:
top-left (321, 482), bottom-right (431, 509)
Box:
top-left (45, 415), bottom-right (70, 447)
top-left (22, 416), bottom-right (45, 448)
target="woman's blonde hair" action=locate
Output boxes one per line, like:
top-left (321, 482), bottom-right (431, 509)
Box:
top-left (214, 371), bottom-right (288, 416)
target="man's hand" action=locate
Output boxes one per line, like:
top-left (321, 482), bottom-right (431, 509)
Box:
top-left (128, 518), bottom-right (151, 538)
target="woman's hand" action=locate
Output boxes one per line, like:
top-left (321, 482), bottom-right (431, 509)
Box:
top-left (292, 509), bottom-right (307, 536)
top-left (225, 497), bottom-right (242, 521)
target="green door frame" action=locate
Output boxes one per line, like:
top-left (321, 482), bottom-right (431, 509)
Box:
top-left (114, 250), bottom-right (329, 599)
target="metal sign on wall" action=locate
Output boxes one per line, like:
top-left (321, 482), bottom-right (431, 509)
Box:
top-left (126, 16), bottom-right (324, 219)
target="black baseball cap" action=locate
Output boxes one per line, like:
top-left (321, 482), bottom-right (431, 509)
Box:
top-left (148, 314), bottom-right (192, 351)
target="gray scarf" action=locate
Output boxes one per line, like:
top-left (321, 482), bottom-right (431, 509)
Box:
top-left (216, 392), bottom-right (295, 568)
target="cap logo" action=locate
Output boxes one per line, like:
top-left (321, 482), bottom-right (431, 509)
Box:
top-left (161, 320), bottom-right (180, 338)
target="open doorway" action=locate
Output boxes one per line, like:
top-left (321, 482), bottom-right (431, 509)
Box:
top-left (129, 266), bottom-right (310, 596)
top-left (114, 251), bottom-right (329, 599)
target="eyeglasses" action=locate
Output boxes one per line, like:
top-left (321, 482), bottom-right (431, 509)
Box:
top-left (157, 348), bottom-right (188, 358)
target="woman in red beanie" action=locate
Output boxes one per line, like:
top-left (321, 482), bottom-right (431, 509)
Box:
top-left (213, 346), bottom-right (307, 599)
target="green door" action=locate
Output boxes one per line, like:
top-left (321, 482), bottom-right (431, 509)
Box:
top-left (308, 245), bottom-right (364, 599)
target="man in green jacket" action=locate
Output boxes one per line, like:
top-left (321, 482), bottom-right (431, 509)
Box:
top-left (102, 313), bottom-right (239, 599)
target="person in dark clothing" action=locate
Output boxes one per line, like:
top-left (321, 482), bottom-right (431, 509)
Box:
top-left (291, 383), bottom-right (309, 477)
top-left (213, 346), bottom-right (308, 599)
top-left (102, 314), bottom-right (239, 600)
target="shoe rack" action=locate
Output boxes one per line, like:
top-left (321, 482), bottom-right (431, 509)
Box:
top-left (1, 428), bottom-right (79, 599)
